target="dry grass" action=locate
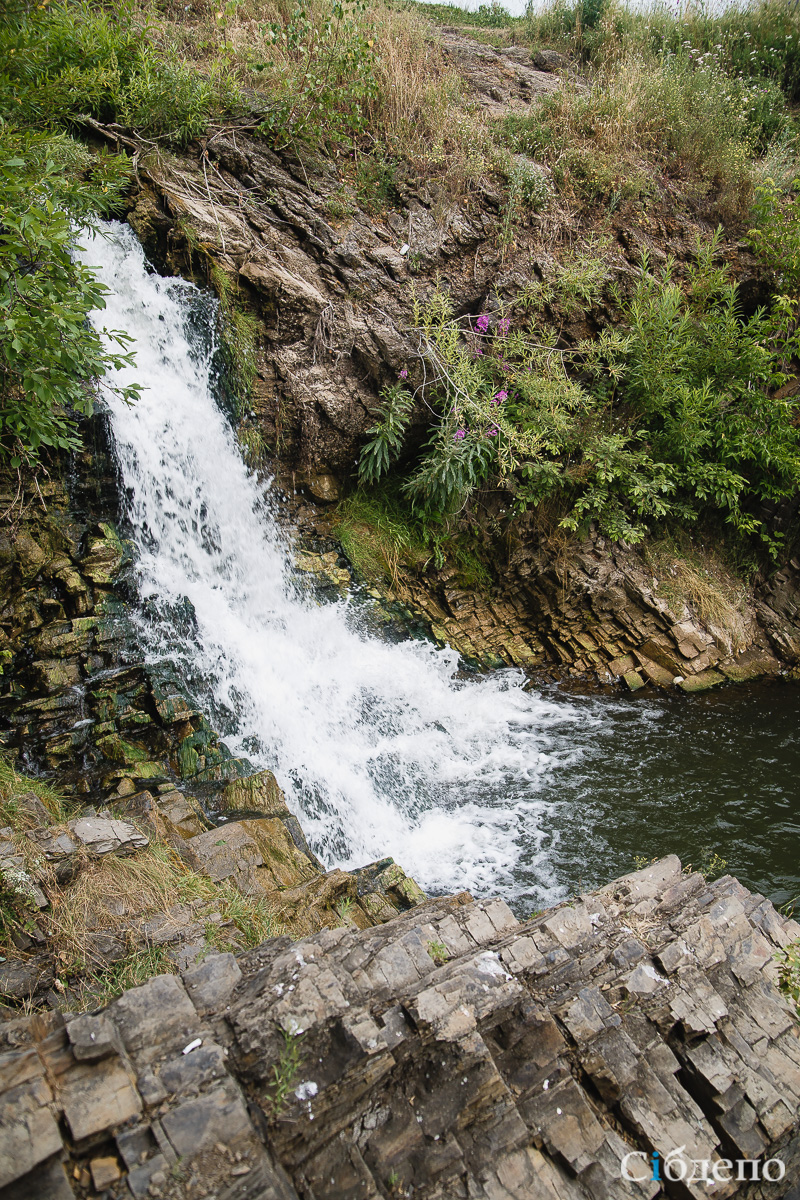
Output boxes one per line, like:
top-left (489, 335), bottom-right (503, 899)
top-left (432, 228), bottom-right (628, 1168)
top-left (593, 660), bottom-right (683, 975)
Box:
top-left (158, 0), bottom-right (491, 192)
top-left (645, 537), bottom-right (752, 654)
top-left (41, 841), bottom-right (286, 979)
top-left (501, 51), bottom-right (758, 221)
top-left (367, 7), bottom-right (490, 183)
top-left (0, 754), bottom-right (71, 830)
top-left (0, 756), bottom-right (287, 1009)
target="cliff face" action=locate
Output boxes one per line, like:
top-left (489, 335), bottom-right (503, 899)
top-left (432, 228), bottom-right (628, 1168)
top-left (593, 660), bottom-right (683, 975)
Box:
top-left (91, 28), bottom-right (800, 693)
top-left (2, 856), bottom-right (799, 1199)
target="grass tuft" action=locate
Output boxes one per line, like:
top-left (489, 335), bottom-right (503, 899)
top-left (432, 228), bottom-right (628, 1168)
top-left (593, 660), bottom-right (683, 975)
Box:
top-left (644, 535), bottom-right (751, 653)
top-left (0, 754), bottom-right (71, 830)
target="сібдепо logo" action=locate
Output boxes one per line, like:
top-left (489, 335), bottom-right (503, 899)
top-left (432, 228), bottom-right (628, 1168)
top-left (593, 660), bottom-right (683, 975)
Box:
top-left (620, 1147), bottom-right (785, 1186)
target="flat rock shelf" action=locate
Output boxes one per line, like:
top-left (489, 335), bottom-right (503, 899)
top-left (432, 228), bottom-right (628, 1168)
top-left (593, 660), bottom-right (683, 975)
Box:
top-left (2, 855), bottom-right (799, 1199)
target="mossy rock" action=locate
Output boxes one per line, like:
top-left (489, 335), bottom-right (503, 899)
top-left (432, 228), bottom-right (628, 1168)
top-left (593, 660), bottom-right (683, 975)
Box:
top-left (679, 669), bottom-right (726, 693)
top-left (217, 770), bottom-right (290, 818)
top-left (175, 717), bottom-right (251, 782)
top-left (81, 523), bottom-right (127, 586)
top-left (97, 734), bottom-right (151, 766)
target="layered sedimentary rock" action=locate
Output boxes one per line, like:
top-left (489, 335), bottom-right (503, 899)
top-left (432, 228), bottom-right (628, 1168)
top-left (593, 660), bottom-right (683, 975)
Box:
top-left (3, 855), bottom-right (799, 1199)
top-left (371, 532), bottom-right (797, 691)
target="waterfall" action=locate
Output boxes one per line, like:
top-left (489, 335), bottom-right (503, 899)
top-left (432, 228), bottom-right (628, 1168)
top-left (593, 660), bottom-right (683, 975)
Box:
top-left (78, 221), bottom-right (596, 906)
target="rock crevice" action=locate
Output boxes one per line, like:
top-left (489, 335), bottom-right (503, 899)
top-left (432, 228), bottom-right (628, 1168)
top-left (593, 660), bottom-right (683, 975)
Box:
top-left (2, 856), bottom-right (799, 1198)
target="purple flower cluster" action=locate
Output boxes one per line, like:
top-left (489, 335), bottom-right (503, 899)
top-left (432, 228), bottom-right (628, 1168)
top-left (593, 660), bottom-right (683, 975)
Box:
top-left (487, 426), bottom-right (499, 437)
top-left (454, 429), bottom-right (466, 441)
top-left (497, 317), bottom-right (511, 338)
top-left (475, 313), bottom-right (490, 333)
top-left (399, 368), bottom-right (408, 379)
top-left (491, 390), bottom-right (508, 407)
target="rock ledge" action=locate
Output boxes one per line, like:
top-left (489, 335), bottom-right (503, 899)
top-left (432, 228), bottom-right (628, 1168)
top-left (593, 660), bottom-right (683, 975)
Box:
top-left (2, 856), bottom-right (799, 1198)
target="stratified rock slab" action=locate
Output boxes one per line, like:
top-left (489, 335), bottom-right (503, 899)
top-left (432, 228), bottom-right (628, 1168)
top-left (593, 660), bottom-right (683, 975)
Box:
top-left (2, 858), bottom-right (799, 1198)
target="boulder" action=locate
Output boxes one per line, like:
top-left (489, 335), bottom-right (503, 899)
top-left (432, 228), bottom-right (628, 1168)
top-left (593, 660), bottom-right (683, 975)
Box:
top-left (156, 791), bottom-right (206, 840)
top-left (679, 668), bottom-right (726, 693)
top-left (69, 816), bottom-right (148, 857)
top-left (188, 818), bottom-right (318, 896)
top-left (217, 770), bottom-right (291, 818)
top-left (12, 793), bottom-right (51, 828)
top-left (533, 48), bottom-right (568, 71)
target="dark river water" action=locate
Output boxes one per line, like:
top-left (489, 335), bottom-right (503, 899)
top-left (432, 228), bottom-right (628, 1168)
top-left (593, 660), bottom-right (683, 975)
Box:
top-left (516, 678), bottom-right (800, 911)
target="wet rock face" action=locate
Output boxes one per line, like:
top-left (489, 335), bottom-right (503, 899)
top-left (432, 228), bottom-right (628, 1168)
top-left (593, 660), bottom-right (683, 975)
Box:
top-left (2, 857), bottom-right (798, 1199)
top-left (363, 527), bottom-right (800, 689)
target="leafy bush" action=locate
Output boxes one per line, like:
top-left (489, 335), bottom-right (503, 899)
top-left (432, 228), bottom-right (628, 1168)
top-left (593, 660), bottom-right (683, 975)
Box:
top-left (748, 179), bottom-right (800, 291)
top-left (359, 382), bottom-right (414, 486)
top-left (409, 0), bottom-right (515, 29)
top-left (0, 131), bottom-right (141, 465)
top-left (618, 241), bottom-right (800, 538)
top-left (474, 3), bottom-right (513, 29)
top-left (360, 235), bottom-right (800, 547)
top-left (0, 0), bottom-right (241, 145)
top-left (253, 0), bottom-right (378, 149)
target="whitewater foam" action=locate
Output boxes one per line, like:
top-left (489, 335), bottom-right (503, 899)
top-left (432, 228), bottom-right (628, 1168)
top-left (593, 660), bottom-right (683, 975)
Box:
top-left (78, 222), bottom-right (596, 905)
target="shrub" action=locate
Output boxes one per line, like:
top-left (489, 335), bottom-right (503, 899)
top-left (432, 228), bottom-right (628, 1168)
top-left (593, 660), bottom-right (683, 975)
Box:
top-left (409, 0), bottom-right (516, 29)
top-left (359, 382), bottom-right (414, 487)
top-left (0, 0), bottom-right (242, 145)
top-left (0, 131), bottom-right (141, 465)
top-left (360, 234), bottom-right (800, 548)
top-left (474, 3), bottom-right (513, 29)
top-left (253, 0), bottom-right (379, 149)
top-left (619, 240), bottom-right (800, 540)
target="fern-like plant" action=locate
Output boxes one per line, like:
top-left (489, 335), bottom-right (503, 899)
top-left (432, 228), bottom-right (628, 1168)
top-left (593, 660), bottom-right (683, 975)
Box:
top-left (358, 383), bottom-right (413, 486)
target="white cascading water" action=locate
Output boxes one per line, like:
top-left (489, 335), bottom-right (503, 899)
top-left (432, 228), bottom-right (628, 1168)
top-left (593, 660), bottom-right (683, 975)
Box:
top-left (78, 222), bottom-right (599, 906)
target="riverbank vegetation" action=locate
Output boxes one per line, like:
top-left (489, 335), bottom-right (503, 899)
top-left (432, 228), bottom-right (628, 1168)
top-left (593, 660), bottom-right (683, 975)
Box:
top-left (1, 0), bottom-right (799, 571)
top-left (361, 227), bottom-right (800, 554)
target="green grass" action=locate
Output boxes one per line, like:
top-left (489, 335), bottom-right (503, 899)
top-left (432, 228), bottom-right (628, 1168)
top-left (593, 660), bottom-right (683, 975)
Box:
top-left (0, 0), bottom-right (243, 147)
top-left (334, 487), bottom-right (429, 584)
top-left (406, 0), bottom-right (518, 28)
top-left (0, 752), bottom-right (71, 829)
top-left (78, 943), bottom-right (174, 1009)
top-left (526, 0), bottom-right (800, 91)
